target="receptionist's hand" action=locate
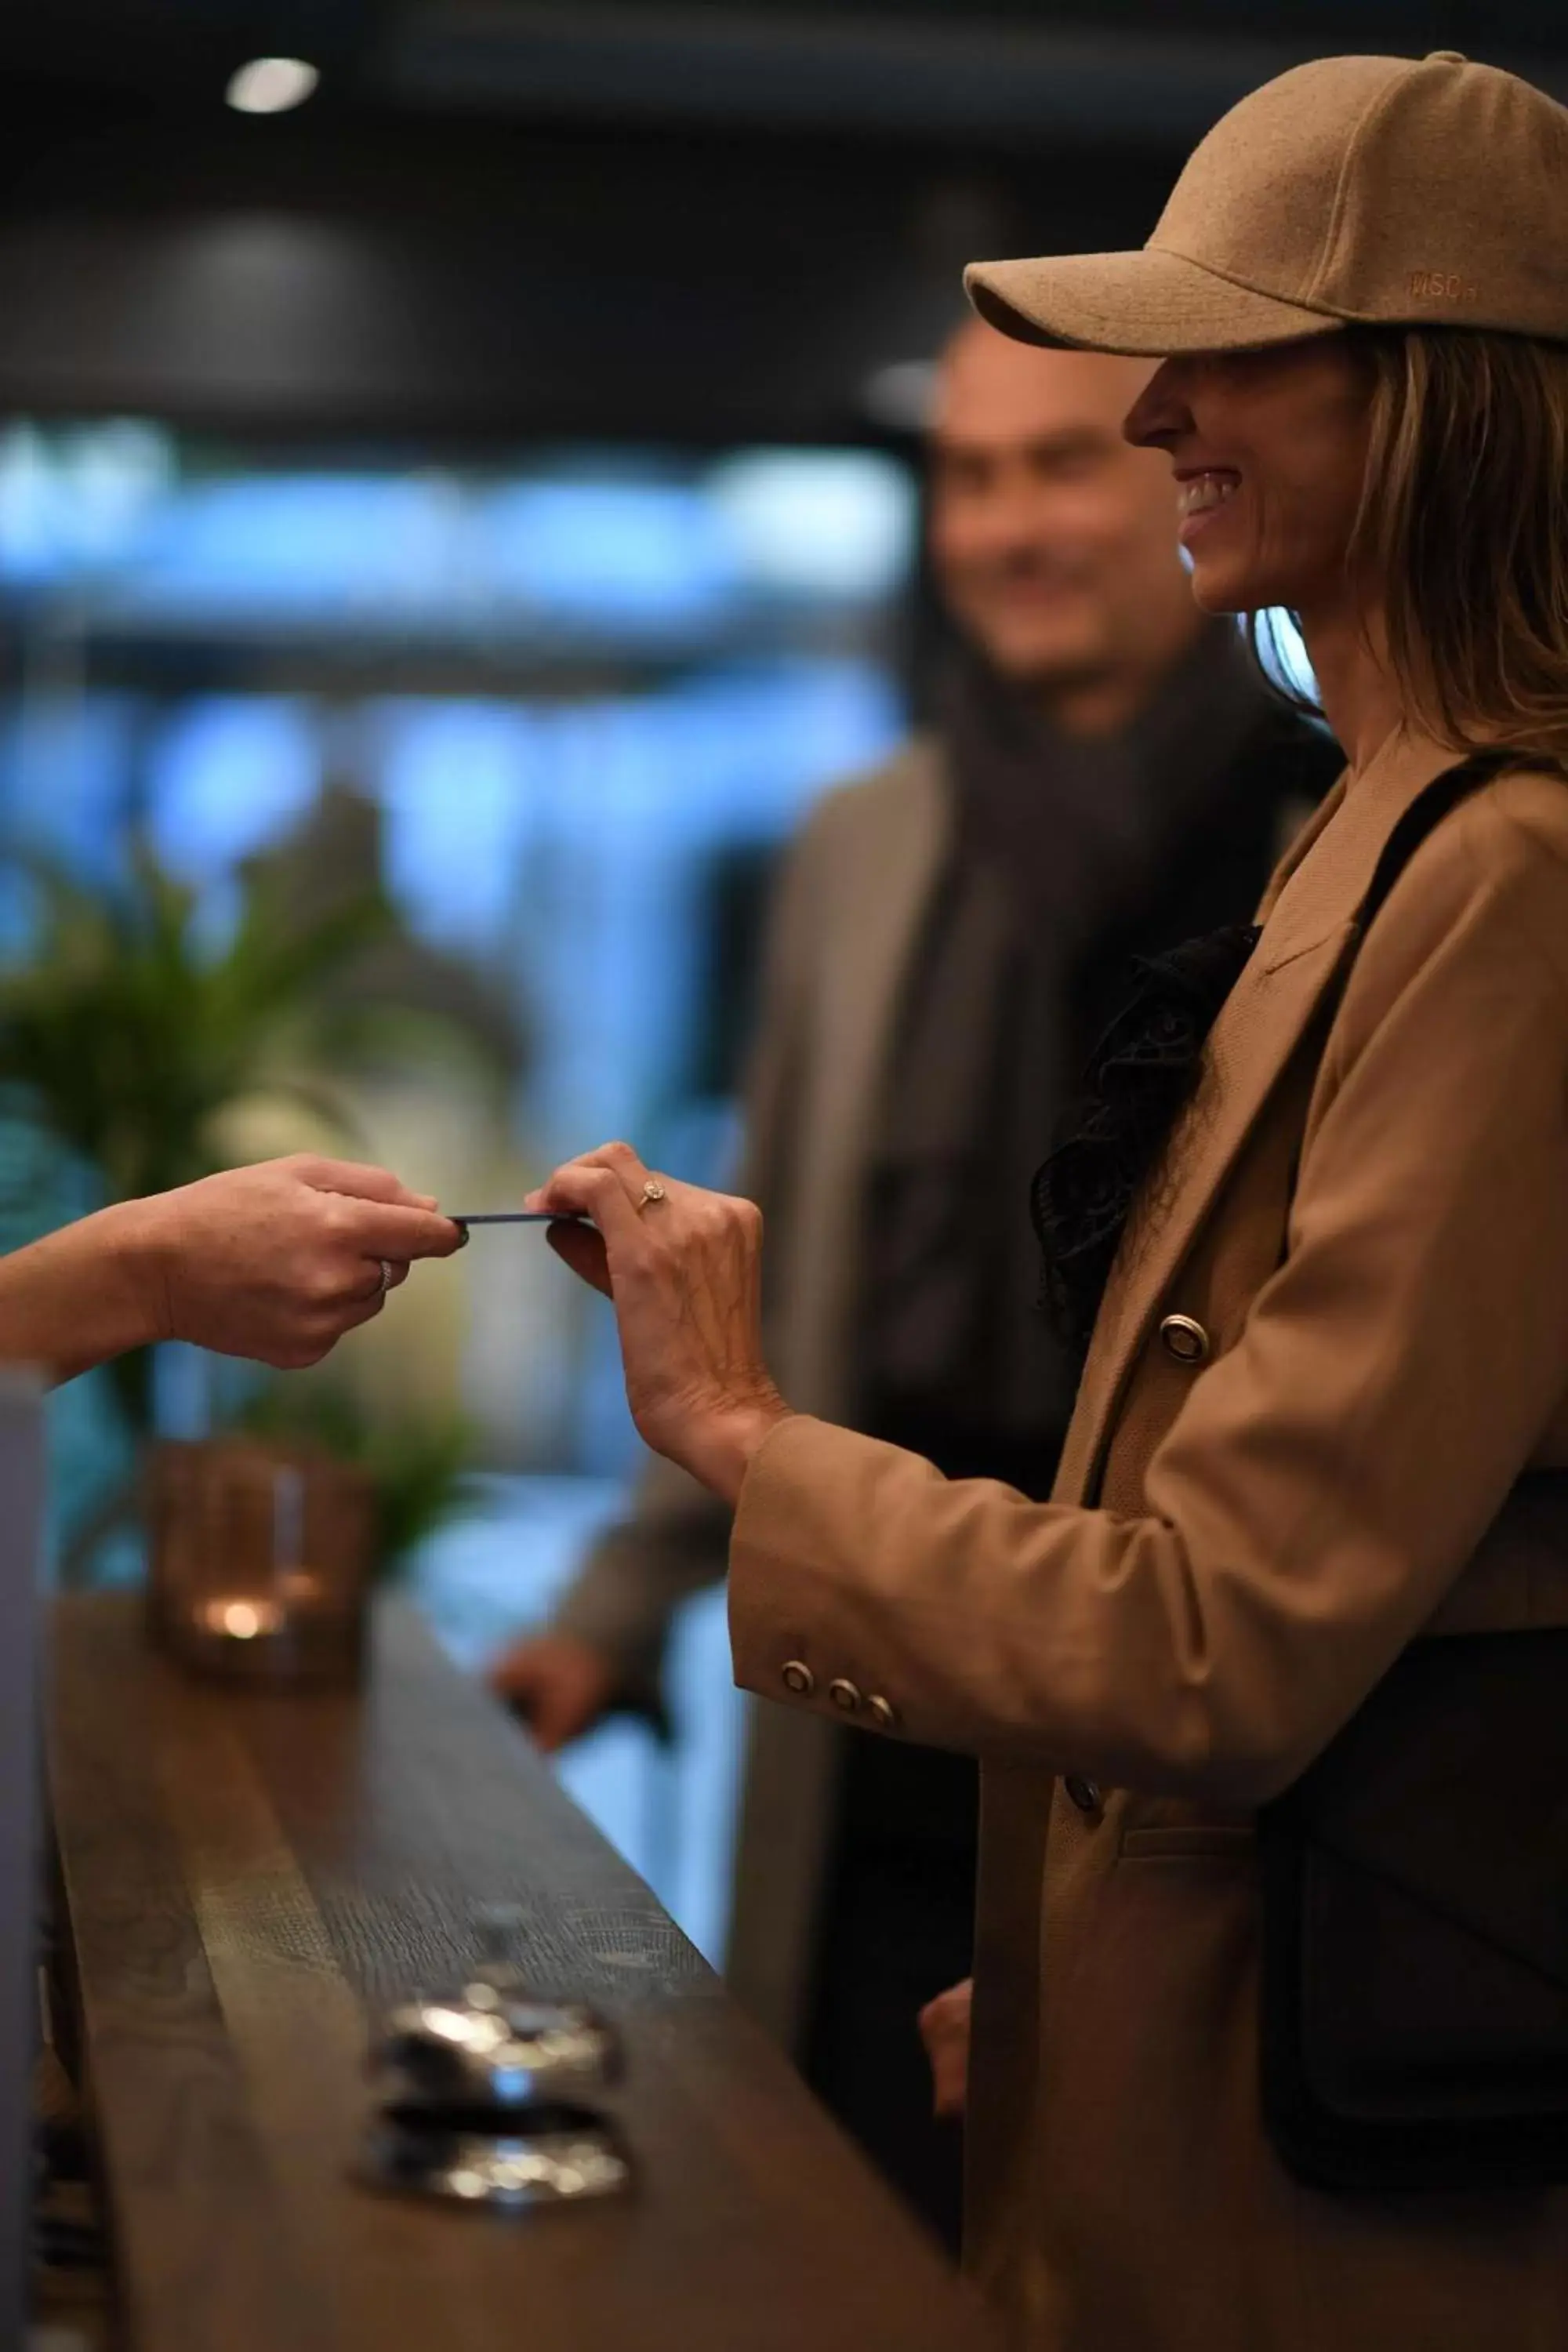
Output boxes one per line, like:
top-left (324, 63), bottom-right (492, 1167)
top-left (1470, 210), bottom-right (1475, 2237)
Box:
top-left (122, 1154), bottom-right (466, 1368)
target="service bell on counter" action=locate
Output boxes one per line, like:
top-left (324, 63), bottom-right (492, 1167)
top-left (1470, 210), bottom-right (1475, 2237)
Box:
top-left (359, 1910), bottom-right (632, 2210)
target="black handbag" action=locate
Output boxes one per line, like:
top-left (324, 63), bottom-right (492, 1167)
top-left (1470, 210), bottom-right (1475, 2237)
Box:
top-left (1253, 753), bottom-right (1568, 2192)
top-left (1258, 1605), bottom-right (1568, 2192)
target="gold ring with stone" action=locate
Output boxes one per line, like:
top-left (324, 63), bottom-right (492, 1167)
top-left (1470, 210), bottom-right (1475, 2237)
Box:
top-left (639, 1179), bottom-right (667, 1210)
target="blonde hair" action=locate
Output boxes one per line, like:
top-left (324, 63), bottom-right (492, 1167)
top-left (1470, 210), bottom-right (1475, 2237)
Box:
top-left (1259, 328), bottom-right (1568, 768)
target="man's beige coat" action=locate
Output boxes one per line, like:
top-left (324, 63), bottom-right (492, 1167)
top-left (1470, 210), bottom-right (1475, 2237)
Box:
top-left (729, 731), bottom-right (1568, 2352)
top-left (556, 742), bottom-right (955, 2042)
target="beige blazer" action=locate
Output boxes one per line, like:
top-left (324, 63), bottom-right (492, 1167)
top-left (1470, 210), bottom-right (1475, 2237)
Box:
top-left (728, 729), bottom-right (1568, 2352)
top-left (555, 741), bottom-right (953, 2042)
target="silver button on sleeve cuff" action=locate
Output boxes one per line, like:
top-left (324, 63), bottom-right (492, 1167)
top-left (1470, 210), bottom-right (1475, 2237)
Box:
top-left (781, 1660), bottom-right (815, 1697)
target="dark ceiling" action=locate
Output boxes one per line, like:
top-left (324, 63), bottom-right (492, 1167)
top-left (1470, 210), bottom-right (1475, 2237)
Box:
top-left (4, 2), bottom-right (1566, 143)
top-left (0, 3), bottom-right (1562, 443)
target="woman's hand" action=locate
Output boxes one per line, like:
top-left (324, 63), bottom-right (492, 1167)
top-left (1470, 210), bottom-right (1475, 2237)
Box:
top-left (528, 1140), bottom-right (791, 1504)
top-left (115, 1154), bottom-right (466, 1370)
top-left (918, 1977), bottom-right (973, 2120)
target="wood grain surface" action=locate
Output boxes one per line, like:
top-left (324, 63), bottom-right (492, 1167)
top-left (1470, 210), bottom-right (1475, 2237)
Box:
top-left (48, 1593), bottom-right (996, 2352)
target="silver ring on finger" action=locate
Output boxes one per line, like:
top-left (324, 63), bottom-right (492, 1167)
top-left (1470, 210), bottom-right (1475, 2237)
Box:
top-left (379, 1258), bottom-right (395, 1295)
top-left (637, 1178), bottom-right (667, 1212)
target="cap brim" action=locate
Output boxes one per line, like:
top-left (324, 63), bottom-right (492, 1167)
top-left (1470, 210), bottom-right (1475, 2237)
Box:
top-left (965, 248), bottom-right (1345, 358)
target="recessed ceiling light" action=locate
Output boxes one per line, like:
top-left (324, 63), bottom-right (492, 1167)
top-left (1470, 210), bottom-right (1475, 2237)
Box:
top-left (225, 57), bottom-right (320, 114)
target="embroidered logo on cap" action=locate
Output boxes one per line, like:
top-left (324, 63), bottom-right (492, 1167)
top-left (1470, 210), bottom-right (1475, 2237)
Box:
top-left (1409, 269), bottom-right (1478, 301)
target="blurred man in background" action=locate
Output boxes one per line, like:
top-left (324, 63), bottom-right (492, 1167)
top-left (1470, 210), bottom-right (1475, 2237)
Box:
top-left (492, 318), bottom-right (1338, 2247)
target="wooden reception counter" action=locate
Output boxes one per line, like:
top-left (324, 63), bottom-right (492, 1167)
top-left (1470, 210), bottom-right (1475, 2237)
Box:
top-left (45, 1594), bottom-right (995, 2352)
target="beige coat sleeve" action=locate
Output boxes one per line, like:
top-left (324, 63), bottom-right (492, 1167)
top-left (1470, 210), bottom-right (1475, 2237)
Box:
top-left (550, 789), bottom-right (834, 1686)
top-left (728, 784), bottom-right (1568, 1804)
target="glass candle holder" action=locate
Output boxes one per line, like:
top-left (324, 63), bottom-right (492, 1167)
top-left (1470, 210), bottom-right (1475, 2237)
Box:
top-left (146, 1437), bottom-right (377, 1685)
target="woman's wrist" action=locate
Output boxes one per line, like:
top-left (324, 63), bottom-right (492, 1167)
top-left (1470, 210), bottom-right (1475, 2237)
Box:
top-left (673, 1388), bottom-right (793, 1507)
top-left (93, 1195), bottom-right (175, 1348)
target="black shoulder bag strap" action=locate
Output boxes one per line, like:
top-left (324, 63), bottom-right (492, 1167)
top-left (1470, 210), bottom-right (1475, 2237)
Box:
top-left (1352, 747), bottom-right (1513, 939)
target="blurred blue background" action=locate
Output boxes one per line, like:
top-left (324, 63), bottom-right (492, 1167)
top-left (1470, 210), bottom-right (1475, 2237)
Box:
top-left (0, 416), bottom-right (914, 1960)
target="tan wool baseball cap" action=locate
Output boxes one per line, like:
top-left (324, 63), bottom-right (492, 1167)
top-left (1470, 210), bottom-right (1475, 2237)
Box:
top-left (966, 51), bottom-right (1568, 356)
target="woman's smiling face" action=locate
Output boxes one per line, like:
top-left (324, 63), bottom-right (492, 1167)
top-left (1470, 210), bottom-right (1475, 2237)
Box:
top-left (1123, 339), bottom-right (1376, 625)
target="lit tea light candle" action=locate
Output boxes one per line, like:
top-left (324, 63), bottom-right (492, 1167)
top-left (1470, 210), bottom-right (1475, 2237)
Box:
top-left (198, 1597), bottom-right (285, 1642)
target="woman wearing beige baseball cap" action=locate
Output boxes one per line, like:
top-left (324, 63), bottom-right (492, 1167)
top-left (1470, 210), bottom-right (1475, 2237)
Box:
top-left (532, 53), bottom-right (1568, 2352)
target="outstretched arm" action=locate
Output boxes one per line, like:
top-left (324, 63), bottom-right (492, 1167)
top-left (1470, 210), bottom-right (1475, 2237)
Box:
top-left (0, 1154), bottom-right (464, 1383)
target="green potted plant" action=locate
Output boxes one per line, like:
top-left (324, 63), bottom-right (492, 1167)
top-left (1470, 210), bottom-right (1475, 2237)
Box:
top-left (0, 836), bottom-right (504, 1581)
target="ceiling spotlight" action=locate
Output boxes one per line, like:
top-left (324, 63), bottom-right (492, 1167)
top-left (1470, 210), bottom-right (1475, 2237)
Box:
top-left (225, 57), bottom-right (320, 114)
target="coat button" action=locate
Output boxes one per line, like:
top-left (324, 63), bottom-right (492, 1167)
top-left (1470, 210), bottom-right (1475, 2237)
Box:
top-left (827, 1678), bottom-right (862, 1714)
top-left (1064, 1773), bottom-right (1102, 1814)
top-left (1159, 1312), bottom-right (1210, 1367)
top-left (781, 1660), bottom-right (815, 1697)
top-left (866, 1694), bottom-right (898, 1732)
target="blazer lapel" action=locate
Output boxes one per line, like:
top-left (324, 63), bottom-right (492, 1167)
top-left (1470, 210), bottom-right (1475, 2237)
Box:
top-left (1054, 728), bottom-right (1461, 1504)
top-left (1256, 766), bottom-right (1348, 918)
